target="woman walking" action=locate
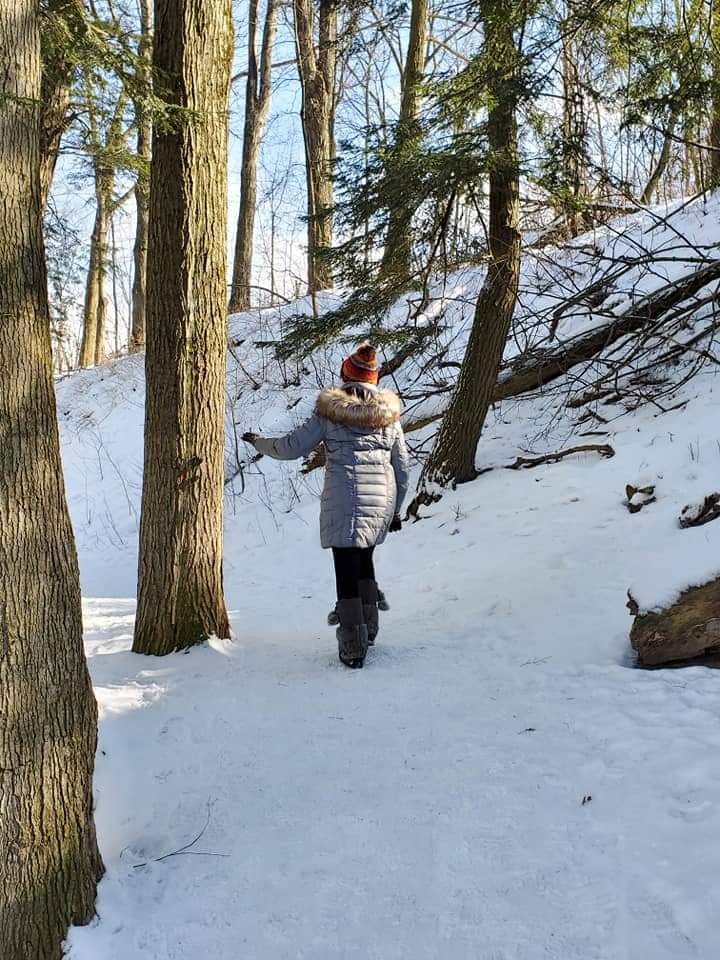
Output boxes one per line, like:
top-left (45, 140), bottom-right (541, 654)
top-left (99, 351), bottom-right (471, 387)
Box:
top-left (243, 344), bottom-right (409, 668)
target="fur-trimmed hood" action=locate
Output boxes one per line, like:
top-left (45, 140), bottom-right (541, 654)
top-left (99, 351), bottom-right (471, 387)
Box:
top-left (315, 385), bottom-right (401, 429)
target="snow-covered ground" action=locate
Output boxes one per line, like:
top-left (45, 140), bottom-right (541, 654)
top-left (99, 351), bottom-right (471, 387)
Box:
top-left (62, 200), bottom-right (720, 958)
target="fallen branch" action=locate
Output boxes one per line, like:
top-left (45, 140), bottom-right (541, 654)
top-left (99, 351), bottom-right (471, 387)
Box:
top-left (506, 443), bottom-right (615, 470)
top-left (494, 259), bottom-right (720, 403)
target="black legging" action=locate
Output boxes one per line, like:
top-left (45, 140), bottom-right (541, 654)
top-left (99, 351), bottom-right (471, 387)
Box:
top-left (332, 547), bottom-right (375, 600)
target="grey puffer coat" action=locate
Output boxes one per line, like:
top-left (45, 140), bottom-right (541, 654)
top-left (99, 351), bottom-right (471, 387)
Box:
top-left (253, 383), bottom-right (410, 549)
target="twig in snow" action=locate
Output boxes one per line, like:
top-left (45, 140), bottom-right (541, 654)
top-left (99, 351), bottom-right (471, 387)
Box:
top-left (132, 800), bottom-right (229, 869)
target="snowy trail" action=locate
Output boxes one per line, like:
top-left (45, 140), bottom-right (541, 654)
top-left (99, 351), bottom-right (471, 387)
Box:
top-left (67, 436), bottom-right (720, 959)
top-left (60, 200), bottom-right (720, 956)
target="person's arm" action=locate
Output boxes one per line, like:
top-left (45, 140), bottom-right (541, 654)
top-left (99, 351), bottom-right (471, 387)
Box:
top-left (390, 424), bottom-right (410, 519)
top-left (246, 414), bottom-right (325, 461)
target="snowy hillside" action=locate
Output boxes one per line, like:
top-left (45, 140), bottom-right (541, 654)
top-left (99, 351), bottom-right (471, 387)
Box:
top-left (62, 199), bottom-right (720, 959)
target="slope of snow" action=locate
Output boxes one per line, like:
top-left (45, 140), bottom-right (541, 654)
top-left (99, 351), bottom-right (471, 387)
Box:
top-left (61, 199), bottom-right (720, 958)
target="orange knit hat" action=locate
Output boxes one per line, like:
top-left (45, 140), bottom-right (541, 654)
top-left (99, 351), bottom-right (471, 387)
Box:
top-left (340, 342), bottom-right (379, 384)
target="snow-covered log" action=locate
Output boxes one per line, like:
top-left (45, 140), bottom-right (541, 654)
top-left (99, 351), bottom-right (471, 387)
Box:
top-left (630, 578), bottom-right (720, 666)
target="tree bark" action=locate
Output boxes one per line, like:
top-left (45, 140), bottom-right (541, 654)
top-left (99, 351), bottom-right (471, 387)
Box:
top-left (229, 0), bottom-right (278, 313)
top-left (0, 3), bottom-right (104, 956)
top-left (293, 0), bottom-right (336, 293)
top-left (133, 0), bottom-right (232, 656)
top-left (129, 0), bottom-right (153, 353)
top-left (379, 0), bottom-right (428, 278)
top-left (78, 179), bottom-right (109, 368)
top-left (39, 0), bottom-right (86, 211)
top-left (412, 0), bottom-right (521, 498)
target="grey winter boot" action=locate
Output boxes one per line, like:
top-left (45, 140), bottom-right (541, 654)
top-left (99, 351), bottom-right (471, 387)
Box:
top-left (329, 587), bottom-right (388, 625)
top-left (358, 579), bottom-right (380, 645)
top-left (336, 597), bottom-right (368, 669)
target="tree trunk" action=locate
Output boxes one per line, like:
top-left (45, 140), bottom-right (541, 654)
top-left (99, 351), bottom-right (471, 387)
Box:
top-left (229, 0), bottom-right (278, 313)
top-left (79, 73), bottom-right (127, 369)
top-left (39, 0), bottom-right (86, 211)
top-left (293, 0), bottom-right (336, 293)
top-left (129, 0), bottom-right (152, 353)
top-left (78, 180), bottom-right (109, 368)
top-left (130, 150), bottom-right (149, 352)
top-left (560, 0), bottom-right (588, 236)
top-left (412, 1), bottom-right (521, 498)
top-left (641, 108), bottom-right (678, 204)
top-left (111, 218), bottom-right (121, 356)
top-left (710, 2), bottom-right (720, 189)
top-left (133, 0), bottom-right (232, 656)
top-left (94, 215), bottom-right (109, 367)
top-left (0, 4), bottom-right (104, 957)
top-left (379, 0), bottom-right (428, 278)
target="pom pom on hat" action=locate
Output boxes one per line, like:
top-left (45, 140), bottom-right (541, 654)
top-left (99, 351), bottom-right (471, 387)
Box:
top-left (341, 342), bottom-right (379, 384)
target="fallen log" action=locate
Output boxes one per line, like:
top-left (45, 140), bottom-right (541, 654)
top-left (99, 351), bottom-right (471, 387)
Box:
top-left (506, 443), bottom-right (615, 470)
top-left (493, 259), bottom-right (720, 403)
top-left (630, 578), bottom-right (720, 666)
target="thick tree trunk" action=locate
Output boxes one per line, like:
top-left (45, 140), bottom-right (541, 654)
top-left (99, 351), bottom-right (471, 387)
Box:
top-left (78, 182), bottom-right (109, 368)
top-left (229, 0), bottom-right (278, 313)
top-left (412, 1), bottom-right (521, 498)
top-left (39, 0), bottom-right (85, 211)
top-left (133, 0), bottom-right (232, 656)
top-left (293, 0), bottom-right (336, 293)
top-left (0, 3), bottom-right (104, 957)
top-left (379, 0), bottom-right (428, 278)
top-left (129, 0), bottom-right (152, 353)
